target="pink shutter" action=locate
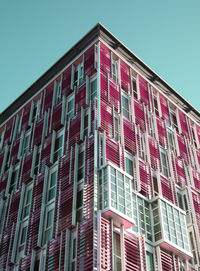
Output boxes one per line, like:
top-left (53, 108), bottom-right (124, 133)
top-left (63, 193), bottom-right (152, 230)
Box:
top-left (196, 149), bottom-right (200, 168)
top-left (75, 83), bottom-right (86, 113)
top-left (192, 191), bottom-right (200, 235)
top-left (178, 109), bottom-right (188, 136)
top-left (195, 124), bottom-right (200, 148)
top-left (40, 134), bottom-right (53, 172)
top-left (33, 116), bottom-right (44, 146)
top-left (6, 191), bottom-right (21, 229)
top-left (62, 66), bottom-right (72, 95)
top-left (156, 117), bottom-right (167, 148)
top-left (159, 93), bottom-right (170, 123)
top-left (109, 79), bottom-right (120, 112)
top-left (106, 137), bottom-right (120, 167)
top-left (0, 171), bottom-right (8, 194)
top-left (175, 156), bottom-right (186, 187)
top-left (124, 232), bottom-right (143, 271)
top-left (84, 45), bottom-right (96, 76)
top-left (51, 101), bottom-right (62, 131)
top-left (160, 249), bottom-right (175, 271)
top-left (101, 72), bottom-right (108, 101)
top-left (148, 136), bottom-right (160, 170)
top-left (193, 170), bottom-right (200, 191)
top-left (123, 117), bottom-right (136, 155)
top-left (138, 159), bottom-right (152, 197)
top-left (21, 103), bottom-right (31, 131)
top-left (0, 228), bottom-right (12, 269)
top-left (10, 137), bottom-right (20, 164)
top-left (177, 133), bottom-right (188, 162)
top-left (19, 253), bottom-right (32, 271)
top-left (44, 82), bottom-right (54, 111)
top-left (100, 43), bottom-right (111, 75)
top-left (100, 100), bottom-right (113, 138)
top-left (4, 118), bottom-right (13, 144)
top-left (25, 174), bottom-right (44, 254)
top-left (134, 99), bottom-right (145, 131)
top-left (22, 151), bottom-right (33, 183)
top-left (120, 59), bottom-right (131, 92)
top-left (139, 76), bottom-right (149, 106)
top-left (77, 218), bottom-right (94, 271)
top-left (68, 113), bottom-right (81, 148)
top-left (101, 217), bottom-right (112, 271)
top-left (160, 175), bottom-right (174, 203)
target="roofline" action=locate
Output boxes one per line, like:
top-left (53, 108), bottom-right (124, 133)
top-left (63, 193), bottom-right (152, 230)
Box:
top-left (1, 22), bottom-right (200, 125)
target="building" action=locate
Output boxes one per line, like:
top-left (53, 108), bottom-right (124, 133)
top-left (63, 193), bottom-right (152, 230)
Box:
top-left (0, 23), bottom-right (200, 271)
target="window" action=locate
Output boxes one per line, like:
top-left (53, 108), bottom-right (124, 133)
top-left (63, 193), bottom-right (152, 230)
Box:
top-left (131, 76), bottom-right (137, 99)
top-left (113, 232), bottom-right (121, 271)
top-left (146, 251), bottom-right (154, 271)
top-left (152, 93), bottom-right (159, 117)
top-left (137, 197), bottom-right (152, 241)
top-left (22, 185), bottom-right (33, 219)
top-left (33, 146), bottom-right (41, 175)
top-left (77, 147), bottom-right (84, 182)
top-left (71, 235), bottom-right (77, 270)
top-left (139, 129), bottom-right (146, 160)
top-left (176, 188), bottom-right (184, 210)
top-left (90, 77), bottom-right (97, 101)
top-left (148, 113), bottom-right (155, 138)
top-left (53, 130), bottom-right (64, 163)
top-left (189, 231), bottom-right (198, 265)
top-left (47, 168), bottom-right (57, 203)
top-left (114, 114), bottom-right (119, 141)
top-left (167, 128), bottom-right (175, 152)
top-left (122, 93), bottom-right (130, 119)
top-left (30, 100), bottom-right (40, 124)
top-left (66, 95), bottom-right (74, 120)
top-left (74, 62), bottom-right (84, 87)
top-left (23, 131), bottom-right (31, 155)
top-left (125, 153), bottom-right (133, 176)
top-left (111, 58), bottom-right (118, 82)
top-left (43, 205), bottom-right (54, 245)
top-left (18, 221), bottom-right (28, 258)
top-left (9, 165), bottom-right (19, 194)
top-left (169, 107), bottom-right (178, 131)
top-left (55, 79), bottom-right (62, 104)
top-left (83, 111), bottom-right (89, 138)
top-left (160, 148), bottom-right (169, 177)
top-left (76, 183), bottom-right (84, 223)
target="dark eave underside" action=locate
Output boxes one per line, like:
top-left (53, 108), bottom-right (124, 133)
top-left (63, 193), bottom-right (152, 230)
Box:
top-left (1, 23), bottom-right (200, 125)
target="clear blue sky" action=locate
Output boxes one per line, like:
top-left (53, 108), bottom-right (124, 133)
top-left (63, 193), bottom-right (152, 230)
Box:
top-left (0, 0), bottom-right (200, 113)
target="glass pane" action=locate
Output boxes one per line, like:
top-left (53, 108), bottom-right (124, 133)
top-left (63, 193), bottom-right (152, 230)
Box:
top-left (46, 209), bottom-right (54, 228)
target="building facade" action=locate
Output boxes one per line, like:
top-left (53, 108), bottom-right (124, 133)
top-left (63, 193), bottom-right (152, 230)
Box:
top-left (0, 23), bottom-right (200, 270)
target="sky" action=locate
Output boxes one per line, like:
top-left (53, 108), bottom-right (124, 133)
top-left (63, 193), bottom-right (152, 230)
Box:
top-left (0, 0), bottom-right (200, 113)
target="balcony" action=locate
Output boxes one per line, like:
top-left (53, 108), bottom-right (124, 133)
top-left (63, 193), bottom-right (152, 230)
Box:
top-left (152, 198), bottom-right (192, 260)
top-left (99, 164), bottom-right (135, 229)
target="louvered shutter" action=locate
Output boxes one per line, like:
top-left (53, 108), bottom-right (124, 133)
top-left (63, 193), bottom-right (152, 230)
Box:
top-left (159, 93), bottom-right (170, 123)
top-left (84, 45), bottom-right (96, 76)
top-left (101, 217), bottom-right (112, 271)
top-left (120, 59), bottom-right (131, 92)
top-left (100, 43), bottom-right (111, 75)
top-left (0, 170), bottom-right (9, 194)
top-left (62, 66), bottom-right (72, 95)
top-left (123, 116), bottom-right (136, 155)
top-left (156, 117), bottom-right (167, 148)
top-left (160, 249), bottom-right (175, 271)
top-left (106, 137), bottom-right (120, 167)
top-left (100, 100), bottom-right (113, 138)
top-left (138, 159), bottom-right (152, 197)
top-left (174, 156), bottom-right (186, 187)
top-left (51, 101), bottom-right (63, 131)
top-left (33, 116), bottom-right (44, 146)
top-left (193, 170), bottom-right (200, 191)
top-left (10, 137), bottom-right (20, 164)
top-left (18, 253), bottom-right (32, 271)
top-left (22, 151), bottom-right (33, 183)
top-left (109, 78), bottom-right (121, 112)
top-left (177, 133), bottom-right (188, 162)
top-left (21, 103), bottom-right (31, 131)
top-left (40, 134), bottom-right (53, 173)
top-left (75, 83), bottom-right (86, 113)
top-left (4, 119), bottom-right (13, 145)
top-left (139, 76), bottom-right (149, 106)
top-left (178, 109), bottom-right (189, 136)
top-left (160, 175), bottom-right (174, 203)
top-left (68, 113), bottom-right (81, 149)
top-left (134, 99), bottom-right (145, 131)
top-left (148, 136), bottom-right (160, 170)
top-left (44, 82), bottom-right (54, 111)
top-left (100, 72), bottom-right (109, 101)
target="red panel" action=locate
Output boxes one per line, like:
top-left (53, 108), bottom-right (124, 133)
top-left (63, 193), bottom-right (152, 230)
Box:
top-left (44, 82), bottom-right (54, 111)
top-left (156, 117), bottom-right (167, 148)
top-left (123, 117), bottom-right (136, 155)
top-left (160, 175), bottom-right (174, 203)
top-left (22, 151), bottom-right (33, 183)
top-left (139, 76), bottom-right (149, 106)
top-left (195, 124), bottom-right (200, 148)
top-left (10, 137), bottom-right (20, 164)
top-left (101, 217), bottom-right (112, 270)
top-left (75, 83), bottom-right (86, 113)
top-left (193, 170), bottom-right (200, 191)
top-left (25, 174), bottom-right (44, 254)
top-left (174, 156), bottom-right (186, 187)
top-left (40, 134), bottom-right (53, 172)
top-left (109, 79), bottom-right (120, 112)
top-left (134, 99), bottom-right (145, 131)
top-left (100, 42), bottom-right (111, 75)
top-left (138, 159), bottom-right (152, 197)
top-left (4, 118), bottom-right (13, 144)
top-left (33, 117), bottom-right (44, 146)
top-left (178, 109), bottom-right (188, 136)
top-left (84, 45), bottom-right (96, 76)
top-left (21, 103), bottom-right (31, 131)
top-left (160, 249), bottom-right (175, 271)
top-left (159, 93), bottom-right (170, 123)
top-left (101, 72), bottom-right (108, 101)
top-left (177, 133), bottom-right (188, 162)
top-left (62, 66), bottom-right (72, 95)
top-left (0, 170), bottom-right (9, 194)
top-left (19, 253), bottom-right (32, 271)
top-left (120, 59), bottom-right (131, 92)
top-left (51, 101), bottom-right (62, 131)
top-left (106, 137), bottom-right (120, 167)
top-left (68, 113), bottom-right (81, 148)
top-left (6, 191), bottom-right (21, 229)
top-left (100, 100), bottom-right (113, 138)
top-left (148, 136), bottom-right (160, 170)
top-left (77, 218), bottom-right (94, 271)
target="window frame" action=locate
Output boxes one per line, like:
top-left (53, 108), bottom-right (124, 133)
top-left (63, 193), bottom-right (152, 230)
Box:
top-left (160, 147), bottom-right (169, 177)
top-left (122, 92), bottom-right (130, 119)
